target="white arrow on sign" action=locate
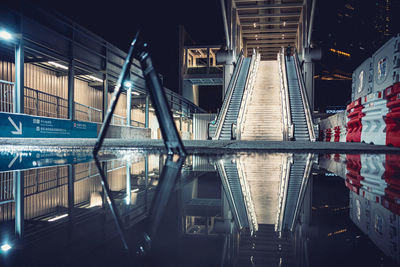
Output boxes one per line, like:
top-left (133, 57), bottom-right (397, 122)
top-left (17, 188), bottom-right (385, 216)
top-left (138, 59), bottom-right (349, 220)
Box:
top-left (8, 153), bottom-right (22, 168)
top-left (8, 116), bottom-right (23, 135)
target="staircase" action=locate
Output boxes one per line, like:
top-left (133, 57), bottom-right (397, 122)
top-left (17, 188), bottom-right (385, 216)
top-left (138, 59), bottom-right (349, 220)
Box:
top-left (240, 154), bottom-right (283, 224)
top-left (236, 224), bottom-right (296, 267)
top-left (218, 58), bottom-right (251, 140)
top-left (286, 57), bottom-right (310, 141)
top-left (241, 60), bottom-right (283, 140)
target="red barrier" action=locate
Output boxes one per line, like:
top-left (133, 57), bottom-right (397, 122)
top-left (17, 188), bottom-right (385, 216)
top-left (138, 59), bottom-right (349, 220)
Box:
top-left (346, 98), bottom-right (364, 142)
top-left (334, 126), bottom-right (341, 142)
top-left (383, 154), bottom-right (400, 190)
top-left (325, 128), bottom-right (332, 142)
top-left (383, 187), bottom-right (400, 216)
top-left (345, 154), bottom-right (363, 194)
top-left (385, 82), bottom-right (400, 147)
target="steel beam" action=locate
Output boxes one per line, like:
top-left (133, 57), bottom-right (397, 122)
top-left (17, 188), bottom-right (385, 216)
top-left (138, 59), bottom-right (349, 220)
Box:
top-left (242, 28), bottom-right (297, 34)
top-left (145, 95), bottom-right (149, 128)
top-left (244, 33), bottom-right (297, 39)
top-left (68, 59), bottom-right (75, 120)
top-left (68, 164), bottom-right (75, 223)
top-left (238, 12), bottom-right (300, 19)
top-left (14, 38), bottom-right (24, 114)
top-left (236, 3), bottom-right (303, 10)
top-left (247, 39), bottom-right (295, 45)
top-left (242, 21), bottom-right (299, 26)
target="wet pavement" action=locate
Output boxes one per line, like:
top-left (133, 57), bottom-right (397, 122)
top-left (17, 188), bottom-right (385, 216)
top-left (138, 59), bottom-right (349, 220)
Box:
top-left (0, 148), bottom-right (399, 267)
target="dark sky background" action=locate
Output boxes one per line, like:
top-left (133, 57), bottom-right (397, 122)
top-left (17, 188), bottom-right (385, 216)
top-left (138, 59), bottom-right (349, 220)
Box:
top-left (29, 0), bottom-right (225, 93)
top-left (15, 0), bottom-right (400, 111)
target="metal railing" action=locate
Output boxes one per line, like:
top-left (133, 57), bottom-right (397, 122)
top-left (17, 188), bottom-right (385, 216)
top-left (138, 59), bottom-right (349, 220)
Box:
top-left (0, 80), bottom-right (14, 113)
top-left (276, 154), bottom-right (292, 232)
top-left (212, 50), bottom-right (244, 139)
top-left (293, 50), bottom-right (316, 141)
top-left (1, 80), bottom-right (145, 127)
top-left (0, 172), bottom-right (14, 205)
top-left (278, 50), bottom-right (294, 140)
top-left (236, 49), bottom-right (260, 140)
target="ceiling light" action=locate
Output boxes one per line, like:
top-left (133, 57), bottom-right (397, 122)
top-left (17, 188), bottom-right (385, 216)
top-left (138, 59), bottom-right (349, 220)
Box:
top-left (253, 23), bottom-right (257, 28)
top-left (124, 81), bottom-right (132, 88)
top-left (48, 214), bottom-right (68, 222)
top-left (283, 21), bottom-right (286, 27)
top-left (132, 91), bottom-right (140, 96)
top-left (1, 243), bottom-right (11, 252)
top-left (87, 75), bottom-right (103, 82)
top-left (0, 30), bottom-right (12, 40)
top-left (48, 61), bottom-right (68, 70)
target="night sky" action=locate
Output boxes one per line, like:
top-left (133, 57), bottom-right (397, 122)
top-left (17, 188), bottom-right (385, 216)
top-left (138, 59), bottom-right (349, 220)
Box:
top-left (14, 0), bottom-right (400, 111)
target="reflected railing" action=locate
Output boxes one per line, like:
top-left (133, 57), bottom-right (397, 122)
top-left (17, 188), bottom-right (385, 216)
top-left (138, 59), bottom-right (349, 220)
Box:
top-left (278, 49), bottom-right (294, 140)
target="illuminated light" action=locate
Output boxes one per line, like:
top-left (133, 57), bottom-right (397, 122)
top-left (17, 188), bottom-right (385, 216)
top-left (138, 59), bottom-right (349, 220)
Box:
top-left (253, 22), bottom-right (257, 28)
top-left (329, 48), bottom-right (350, 57)
top-left (125, 195), bottom-right (130, 205)
top-left (283, 21), bottom-right (286, 27)
top-left (87, 75), bottom-right (103, 82)
top-left (48, 61), bottom-right (68, 70)
top-left (255, 34), bottom-right (258, 37)
top-left (0, 30), bottom-right (12, 40)
top-left (48, 214), bottom-right (68, 222)
top-left (255, 38), bottom-right (258, 40)
top-left (132, 91), bottom-right (140, 96)
top-left (124, 81), bottom-right (132, 88)
top-left (131, 188), bottom-right (139, 193)
top-left (1, 243), bottom-right (11, 252)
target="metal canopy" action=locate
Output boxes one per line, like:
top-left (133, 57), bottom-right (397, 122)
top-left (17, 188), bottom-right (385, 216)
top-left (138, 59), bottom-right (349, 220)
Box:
top-left (235, 0), bottom-right (303, 59)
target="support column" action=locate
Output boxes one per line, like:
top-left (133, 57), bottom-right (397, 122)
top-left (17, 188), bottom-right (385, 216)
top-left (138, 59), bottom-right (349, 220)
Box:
top-left (68, 164), bottom-right (75, 223)
top-left (68, 59), bottom-right (75, 120)
top-left (126, 163), bottom-right (131, 205)
top-left (14, 170), bottom-right (24, 239)
top-left (145, 95), bottom-right (149, 128)
top-left (303, 60), bottom-right (315, 111)
top-left (223, 58), bottom-right (234, 99)
top-left (14, 38), bottom-right (24, 114)
top-left (102, 73), bottom-right (108, 122)
top-left (144, 155), bottom-right (149, 211)
top-left (126, 87), bottom-right (131, 126)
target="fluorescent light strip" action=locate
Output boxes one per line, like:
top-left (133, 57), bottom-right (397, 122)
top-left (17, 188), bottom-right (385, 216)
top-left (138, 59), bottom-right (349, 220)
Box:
top-left (1, 243), bottom-right (11, 252)
top-left (87, 75), bottom-right (103, 82)
top-left (48, 61), bottom-right (68, 70)
top-left (48, 214), bottom-right (68, 222)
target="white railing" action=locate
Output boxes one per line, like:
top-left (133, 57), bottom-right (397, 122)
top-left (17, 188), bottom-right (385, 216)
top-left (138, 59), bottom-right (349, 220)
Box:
top-left (275, 154), bottom-right (292, 232)
top-left (236, 49), bottom-right (260, 140)
top-left (278, 50), bottom-right (294, 140)
top-left (75, 102), bottom-right (103, 123)
top-left (0, 80), bottom-right (14, 113)
top-left (237, 157), bottom-right (259, 235)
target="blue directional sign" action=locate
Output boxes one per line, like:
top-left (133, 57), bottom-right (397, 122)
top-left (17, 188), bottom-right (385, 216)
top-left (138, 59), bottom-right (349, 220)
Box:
top-left (0, 150), bottom-right (94, 172)
top-left (0, 112), bottom-right (97, 138)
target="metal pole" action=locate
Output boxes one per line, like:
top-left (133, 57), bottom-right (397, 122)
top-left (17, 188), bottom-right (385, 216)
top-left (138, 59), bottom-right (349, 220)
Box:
top-left (145, 95), bottom-right (149, 128)
top-left (14, 38), bottom-right (24, 114)
top-left (126, 86), bottom-right (132, 126)
top-left (15, 170), bottom-right (24, 239)
top-left (126, 163), bottom-right (131, 205)
top-left (220, 0), bottom-right (231, 50)
top-left (307, 0), bottom-right (316, 47)
top-left (102, 73), bottom-right (108, 122)
top-left (68, 164), bottom-right (75, 223)
top-left (68, 59), bottom-right (75, 120)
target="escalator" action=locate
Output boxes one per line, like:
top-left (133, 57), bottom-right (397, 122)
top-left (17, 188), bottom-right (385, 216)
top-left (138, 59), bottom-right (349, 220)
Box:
top-left (210, 53), bottom-right (252, 140)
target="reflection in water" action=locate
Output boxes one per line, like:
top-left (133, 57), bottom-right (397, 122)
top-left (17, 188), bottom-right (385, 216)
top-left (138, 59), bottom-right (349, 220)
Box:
top-left (0, 151), bottom-right (398, 266)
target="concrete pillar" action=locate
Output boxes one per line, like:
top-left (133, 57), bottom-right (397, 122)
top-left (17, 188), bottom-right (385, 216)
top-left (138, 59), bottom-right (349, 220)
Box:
top-left (14, 38), bottom-right (24, 114)
top-left (303, 60), bottom-right (315, 111)
top-left (182, 80), bottom-right (199, 106)
top-left (223, 60), bottom-right (234, 99)
top-left (68, 59), bottom-right (75, 120)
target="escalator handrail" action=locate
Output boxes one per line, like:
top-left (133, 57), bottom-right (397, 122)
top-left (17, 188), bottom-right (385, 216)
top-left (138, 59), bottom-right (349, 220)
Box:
top-left (293, 50), bottom-right (316, 141)
top-left (290, 153), bottom-right (313, 231)
top-left (213, 50), bottom-right (245, 139)
top-left (276, 154), bottom-right (292, 232)
top-left (279, 50), bottom-right (294, 140)
top-left (236, 49), bottom-right (259, 140)
top-left (216, 161), bottom-right (243, 230)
